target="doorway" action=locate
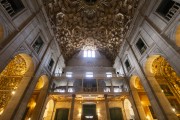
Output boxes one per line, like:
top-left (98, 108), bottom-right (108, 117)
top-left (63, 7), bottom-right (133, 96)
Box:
top-left (55, 108), bottom-right (69, 120)
top-left (109, 107), bottom-right (123, 120)
top-left (82, 104), bottom-right (98, 120)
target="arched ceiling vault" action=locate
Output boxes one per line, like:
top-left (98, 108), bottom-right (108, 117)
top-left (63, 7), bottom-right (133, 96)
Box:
top-left (43, 0), bottom-right (139, 62)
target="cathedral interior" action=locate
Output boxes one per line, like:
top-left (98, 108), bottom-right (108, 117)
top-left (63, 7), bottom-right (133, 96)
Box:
top-left (0, 0), bottom-right (180, 120)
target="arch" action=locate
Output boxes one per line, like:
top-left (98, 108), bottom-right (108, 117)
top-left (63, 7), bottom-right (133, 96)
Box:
top-left (43, 99), bottom-right (54, 120)
top-left (0, 53), bottom-right (34, 116)
top-left (35, 75), bottom-right (48, 90)
top-left (175, 25), bottom-right (180, 47)
top-left (130, 75), bottom-right (142, 90)
top-left (124, 99), bottom-right (135, 120)
top-left (0, 23), bottom-right (4, 44)
top-left (130, 75), bottom-right (155, 120)
top-left (145, 55), bottom-right (180, 119)
top-left (145, 55), bottom-right (180, 99)
top-left (24, 75), bottom-right (49, 119)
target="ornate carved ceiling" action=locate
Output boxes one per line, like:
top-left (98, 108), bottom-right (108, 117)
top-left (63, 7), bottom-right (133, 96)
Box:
top-left (43, 0), bottom-right (139, 62)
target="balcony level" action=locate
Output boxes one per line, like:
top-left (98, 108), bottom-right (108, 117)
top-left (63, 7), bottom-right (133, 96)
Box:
top-left (50, 73), bottom-right (129, 96)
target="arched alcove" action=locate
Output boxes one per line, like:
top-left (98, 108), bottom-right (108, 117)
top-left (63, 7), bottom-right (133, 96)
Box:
top-left (145, 55), bottom-right (180, 118)
top-left (130, 75), bottom-right (155, 120)
top-left (0, 53), bottom-right (34, 116)
top-left (130, 76), bottom-right (143, 90)
top-left (23, 75), bottom-right (49, 120)
top-left (175, 25), bottom-right (180, 47)
top-left (43, 99), bottom-right (54, 120)
top-left (124, 99), bottom-right (135, 120)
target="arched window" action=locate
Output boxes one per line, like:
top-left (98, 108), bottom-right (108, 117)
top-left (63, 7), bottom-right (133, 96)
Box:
top-left (84, 50), bottom-right (95, 58)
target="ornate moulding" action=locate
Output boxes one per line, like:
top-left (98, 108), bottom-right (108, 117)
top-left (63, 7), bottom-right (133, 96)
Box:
top-left (43, 0), bottom-right (139, 61)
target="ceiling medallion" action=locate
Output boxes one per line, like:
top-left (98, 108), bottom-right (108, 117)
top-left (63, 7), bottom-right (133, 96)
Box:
top-left (43, 0), bottom-right (140, 62)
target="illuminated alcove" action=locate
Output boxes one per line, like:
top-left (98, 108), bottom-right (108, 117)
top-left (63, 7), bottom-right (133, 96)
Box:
top-left (130, 75), bottom-right (156, 120)
top-left (23, 75), bottom-right (49, 120)
top-left (0, 53), bottom-right (34, 115)
top-left (43, 99), bottom-right (54, 120)
top-left (124, 99), bottom-right (135, 120)
top-left (145, 55), bottom-right (180, 117)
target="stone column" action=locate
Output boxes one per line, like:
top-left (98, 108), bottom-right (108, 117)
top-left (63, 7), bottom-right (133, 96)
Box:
top-left (96, 79), bottom-right (98, 92)
top-left (131, 89), bottom-right (147, 120)
top-left (146, 76), bottom-right (178, 120)
top-left (51, 101), bottom-right (57, 120)
top-left (66, 80), bottom-right (69, 93)
top-left (104, 94), bottom-right (111, 120)
top-left (110, 80), bottom-right (113, 92)
top-left (31, 80), bottom-right (49, 120)
top-left (70, 94), bottom-right (75, 120)
top-left (82, 78), bottom-right (84, 92)
top-left (128, 95), bottom-right (141, 120)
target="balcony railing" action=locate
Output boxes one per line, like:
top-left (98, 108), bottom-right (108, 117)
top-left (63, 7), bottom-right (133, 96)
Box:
top-left (0, 0), bottom-right (15, 16)
top-left (165, 2), bottom-right (180, 21)
top-left (0, 0), bottom-right (24, 17)
top-left (50, 86), bottom-right (129, 95)
top-left (53, 73), bottom-right (125, 79)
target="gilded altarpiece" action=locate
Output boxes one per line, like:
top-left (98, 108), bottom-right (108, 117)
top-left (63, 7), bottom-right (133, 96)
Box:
top-left (0, 55), bottom-right (27, 114)
top-left (152, 56), bottom-right (180, 116)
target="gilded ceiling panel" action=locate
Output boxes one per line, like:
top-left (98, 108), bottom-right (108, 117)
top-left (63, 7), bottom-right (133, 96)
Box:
top-left (43, 0), bottom-right (139, 61)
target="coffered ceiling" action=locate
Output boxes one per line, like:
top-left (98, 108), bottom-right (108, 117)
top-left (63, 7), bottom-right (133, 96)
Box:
top-left (43, 0), bottom-right (139, 62)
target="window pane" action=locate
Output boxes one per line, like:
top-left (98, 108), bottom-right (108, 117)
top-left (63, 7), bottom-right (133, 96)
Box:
top-left (88, 50), bottom-right (91, 57)
top-left (156, 0), bottom-right (180, 21)
top-left (84, 50), bottom-right (87, 57)
top-left (66, 74), bottom-right (72, 77)
top-left (32, 37), bottom-right (44, 53)
top-left (66, 72), bottom-right (72, 77)
top-left (92, 51), bottom-right (95, 57)
top-left (106, 72), bottom-right (112, 77)
top-left (136, 38), bottom-right (147, 54)
top-left (86, 72), bottom-right (93, 77)
top-left (125, 60), bottom-right (131, 72)
top-left (48, 59), bottom-right (54, 71)
top-left (83, 50), bottom-right (95, 58)
top-left (1, 0), bottom-right (25, 17)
